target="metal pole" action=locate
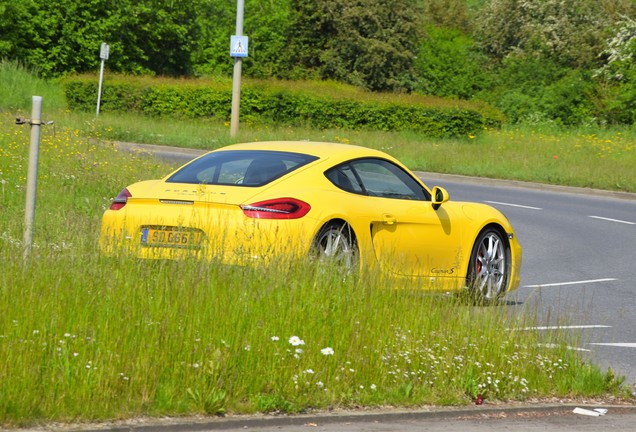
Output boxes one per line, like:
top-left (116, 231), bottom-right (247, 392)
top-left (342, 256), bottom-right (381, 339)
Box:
top-left (230, 0), bottom-right (245, 138)
top-left (24, 96), bottom-right (42, 262)
top-left (96, 59), bottom-right (105, 116)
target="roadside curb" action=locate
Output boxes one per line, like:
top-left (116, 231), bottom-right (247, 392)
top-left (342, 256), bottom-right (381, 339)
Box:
top-left (35, 404), bottom-right (636, 432)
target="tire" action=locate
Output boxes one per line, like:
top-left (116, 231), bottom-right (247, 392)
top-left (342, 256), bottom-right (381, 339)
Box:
top-left (311, 222), bottom-right (358, 273)
top-left (466, 228), bottom-right (511, 303)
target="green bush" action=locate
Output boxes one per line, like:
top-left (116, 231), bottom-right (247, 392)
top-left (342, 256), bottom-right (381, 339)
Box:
top-left (64, 75), bottom-right (503, 138)
top-left (414, 26), bottom-right (489, 99)
top-left (479, 56), bottom-right (596, 125)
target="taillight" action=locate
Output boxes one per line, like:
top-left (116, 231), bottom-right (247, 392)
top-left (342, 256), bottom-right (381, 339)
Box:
top-left (109, 188), bottom-right (131, 210)
top-left (240, 198), bottom-right (311, 219)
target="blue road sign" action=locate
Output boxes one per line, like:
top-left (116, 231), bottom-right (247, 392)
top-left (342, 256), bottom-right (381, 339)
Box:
top-left (230, 36), bottom-right (248, 58)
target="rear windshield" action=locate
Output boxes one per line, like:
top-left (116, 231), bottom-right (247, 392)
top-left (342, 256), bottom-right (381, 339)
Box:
top-left (166, 150), bottom-right (318, 186)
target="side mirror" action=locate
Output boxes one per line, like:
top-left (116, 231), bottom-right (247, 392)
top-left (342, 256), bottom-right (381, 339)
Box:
top-left (431, 186), bottom-right (449, 210)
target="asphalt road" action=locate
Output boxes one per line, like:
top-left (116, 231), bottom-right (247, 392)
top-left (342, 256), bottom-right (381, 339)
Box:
top-left (30, 404), bottom-right (636, 432)
top-left (419, 173), bottom-right (636, 387)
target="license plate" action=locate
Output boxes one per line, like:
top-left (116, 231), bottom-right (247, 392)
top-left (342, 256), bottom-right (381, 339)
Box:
top-left (141, 227), bottom-right (204, 248)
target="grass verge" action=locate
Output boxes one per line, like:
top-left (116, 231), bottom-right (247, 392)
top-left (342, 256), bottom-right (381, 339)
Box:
top-left (0, 62), bottom-right (632, 426)
top-left (0, 110), bottom-right (629, 427)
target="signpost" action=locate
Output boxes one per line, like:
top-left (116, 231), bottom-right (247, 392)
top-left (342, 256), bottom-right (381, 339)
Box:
top-left (230, 0), bottom-right (247, 137)
top-left (96, 42), bottom-right (109, 116)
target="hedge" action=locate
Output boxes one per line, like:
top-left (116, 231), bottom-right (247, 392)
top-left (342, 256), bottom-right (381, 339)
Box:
top-left (64, 75), bottom-right (504, 138)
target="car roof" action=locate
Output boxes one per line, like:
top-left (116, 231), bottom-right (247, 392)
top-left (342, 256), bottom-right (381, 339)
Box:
top-left (216, 141), bottom-right (391, 161)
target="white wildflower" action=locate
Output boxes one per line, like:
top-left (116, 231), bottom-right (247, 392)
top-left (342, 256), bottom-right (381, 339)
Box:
top-left (289, 336), bottom-right (305, 346)
top-left (321, 347), bottom-right (335, 356)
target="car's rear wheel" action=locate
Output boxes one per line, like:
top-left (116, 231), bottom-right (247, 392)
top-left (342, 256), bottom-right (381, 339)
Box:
top-left (312, 222), bottom-right (358, 274)
top-left (466, 228), bottom-right (510, 303)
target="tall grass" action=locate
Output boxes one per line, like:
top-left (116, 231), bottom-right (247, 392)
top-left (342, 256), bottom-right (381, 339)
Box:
top-left (0, 63), bottom-right (632, 426)
top-left (2, 246), bottom-right (612, 424)
top-left (0, 109), bottom-right (627, 427)
top-left (0, 59), bottom-right (67, 112)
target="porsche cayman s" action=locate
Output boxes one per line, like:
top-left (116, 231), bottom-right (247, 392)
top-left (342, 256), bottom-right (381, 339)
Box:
top-left (100, 141), bottom-right (522, 301)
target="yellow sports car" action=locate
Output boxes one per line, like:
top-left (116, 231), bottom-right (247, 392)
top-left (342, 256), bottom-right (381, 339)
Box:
top-left (100, 141), bottom-right (521, 301)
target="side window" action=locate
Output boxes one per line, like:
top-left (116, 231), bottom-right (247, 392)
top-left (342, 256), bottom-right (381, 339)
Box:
top-left (325, 164), bottom-right (364, 193)
top-left (352, 159), bottom-right (429, 201)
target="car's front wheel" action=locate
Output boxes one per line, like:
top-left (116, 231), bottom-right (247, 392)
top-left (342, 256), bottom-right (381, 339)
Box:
top-left (466, 228), bottom-right (511, 303)
top-left (311, 222), bottom-right (358, 274)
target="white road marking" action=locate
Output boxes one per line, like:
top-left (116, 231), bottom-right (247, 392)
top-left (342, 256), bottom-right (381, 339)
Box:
top-left (589, 215), bottom-right (635, 225)
top-left (588, 343), bottom-right (636, 348)
top-left (514, 325), bottom-right (612, 331)
top-left (539, 343), bottom-right (591, 352)
top-left (524, 278), bottom-right (617, 288)
top-left (484, 200), bottom-right (542, 210)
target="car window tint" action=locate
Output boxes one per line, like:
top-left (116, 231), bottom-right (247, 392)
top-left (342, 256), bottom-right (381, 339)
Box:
top-left (349, 158), bottom-right (429, 201)
top-left (325, 165), bottom-right (364, 193)
top-left (166, 150), bottom-right (318, 186)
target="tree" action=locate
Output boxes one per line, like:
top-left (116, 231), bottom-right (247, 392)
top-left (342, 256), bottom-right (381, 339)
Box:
top-left (474, 0), bottom-right (611, 68)
top-left (0, 0), bottom-right (200, 77)
top-left (414, 25), bottom-right (488, 99)
top-left (191, 0), bottom-right (293, 79)
top-left (594, 15), bottom-right (636, 123)
top-left (114, 0), bottom-right (200, 76)
top-left (422, 0), bottom-right (472, 33)
top-left (285, 0), bottom-right (422, 92)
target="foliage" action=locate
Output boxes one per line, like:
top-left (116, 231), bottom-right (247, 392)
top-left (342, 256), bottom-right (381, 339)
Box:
top-left (413, 25), bottom-right (489, 99)
top-left (0, 0), bottom-right (200, 77)
top-left (192, 0), bottom-right (293, 79)
top-left (3, 0), bottom-right (636, 125)
top-left (474, 0), bottom-right (616, 68)
top-left (422, 0), bottom-right (472, 32)
top-left (63, 75), bottom-right (502, 137)
top-left (480, 56), bottom-right (596, 125)
top-left (0, 59), bottom-right (66, 111)
top-left (285, 0), bottom-right (422, 91)
top-left (594, 15), bottom-right (636, 124)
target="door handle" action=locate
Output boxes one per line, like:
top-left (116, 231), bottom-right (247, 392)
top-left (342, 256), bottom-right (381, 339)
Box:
top-left (382, 214), bottom-right (397, 225)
